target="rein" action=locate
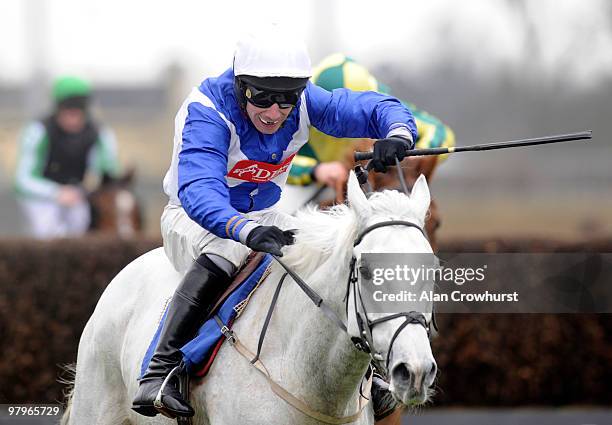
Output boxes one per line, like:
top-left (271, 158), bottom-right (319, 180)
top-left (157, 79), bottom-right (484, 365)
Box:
top-left (218, 219), bottom-right (436, 424)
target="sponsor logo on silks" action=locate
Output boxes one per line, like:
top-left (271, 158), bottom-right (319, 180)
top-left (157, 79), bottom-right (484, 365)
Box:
top-left (228, 154), bottom-right (295, 183)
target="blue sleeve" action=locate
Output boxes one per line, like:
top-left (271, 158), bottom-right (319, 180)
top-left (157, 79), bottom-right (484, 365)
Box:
top-left (178, 103), bottom-right (252, 241)
top-left (304, 82), bottom-right (417, 144)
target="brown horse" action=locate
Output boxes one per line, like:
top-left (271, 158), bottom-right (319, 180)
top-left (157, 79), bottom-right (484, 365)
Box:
top-left (88, 169), bottom-right (143, 238)
top-left (362, 143), bottom-right (442, 252)
top-left (317, 139), bottom-right (442, 251)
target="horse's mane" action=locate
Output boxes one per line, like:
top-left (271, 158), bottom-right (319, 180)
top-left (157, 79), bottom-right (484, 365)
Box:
top-left (281, 203), bottom-right (358, 278)
top-left (282, 189), bottom-right (424, 278)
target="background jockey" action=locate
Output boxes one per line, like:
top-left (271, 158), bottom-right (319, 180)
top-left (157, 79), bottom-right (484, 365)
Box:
top-left (13, 76), bottom-right (120, 239)
top-left (133, 25), bottom-right (418, 420)
top-left (278, 53), bottom-right (455, 247)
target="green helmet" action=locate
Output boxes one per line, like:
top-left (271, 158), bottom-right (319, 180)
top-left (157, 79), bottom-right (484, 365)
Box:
top-left (52, 76), bottom-right (91, 104)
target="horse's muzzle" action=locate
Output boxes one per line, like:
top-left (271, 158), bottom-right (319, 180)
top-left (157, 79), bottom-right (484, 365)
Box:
top-left (389, 360), bottom-right (437, 405)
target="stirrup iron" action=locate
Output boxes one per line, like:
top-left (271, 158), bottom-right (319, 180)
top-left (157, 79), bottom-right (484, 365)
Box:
top-left (153, 365), bottom-right (183, 410)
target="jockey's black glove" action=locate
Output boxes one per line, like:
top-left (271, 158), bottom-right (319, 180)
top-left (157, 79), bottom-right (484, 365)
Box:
top-left (367, 136), bottom-right (413, 173)
top-left (246, 225), bottom-right (295, 257)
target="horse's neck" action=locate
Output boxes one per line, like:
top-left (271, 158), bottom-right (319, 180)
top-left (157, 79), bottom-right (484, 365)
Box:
top-left (267, 258), bottom-right (371, 415)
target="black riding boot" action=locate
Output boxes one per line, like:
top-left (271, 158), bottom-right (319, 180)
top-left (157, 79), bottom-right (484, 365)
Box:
top-left (132, 254), bottom-right (231, 418)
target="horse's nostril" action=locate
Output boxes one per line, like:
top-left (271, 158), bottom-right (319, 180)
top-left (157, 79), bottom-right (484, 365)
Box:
top-left (429, 362), bottom-right (438, 379)
top-left (391, 363), bottom-right (412, 387)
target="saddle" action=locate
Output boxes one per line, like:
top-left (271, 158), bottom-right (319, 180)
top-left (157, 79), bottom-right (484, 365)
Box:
top-left (208, 251), bottom-right (268, 319)
top-left (186, 251), bottom-right (271, 377)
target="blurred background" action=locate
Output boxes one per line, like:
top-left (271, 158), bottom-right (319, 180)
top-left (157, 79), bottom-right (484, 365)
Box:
top-left (0, 0), bottom-right (611, 423)
top-left (1, 0), bottom-right (611, 239)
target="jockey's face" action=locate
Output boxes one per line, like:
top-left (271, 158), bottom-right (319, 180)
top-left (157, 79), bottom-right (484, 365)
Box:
top-left (245, 102), bottom-right (292, 135)
top-left (56, 107), bottom-right (86, 133)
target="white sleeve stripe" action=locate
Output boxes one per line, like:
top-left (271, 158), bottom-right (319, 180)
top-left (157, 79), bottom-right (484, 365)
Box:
top-left (189, 90), bottom-right (236, 135)
top-left (386, 126), bottom-right (414, 144)
top-left (15, 122), bottom-right (60, 199)
top-left (88, 127), bottom-right (120, 174)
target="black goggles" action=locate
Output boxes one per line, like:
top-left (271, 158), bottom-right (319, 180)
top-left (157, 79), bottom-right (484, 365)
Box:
top-left (243, 83), bottom-right (303, 109)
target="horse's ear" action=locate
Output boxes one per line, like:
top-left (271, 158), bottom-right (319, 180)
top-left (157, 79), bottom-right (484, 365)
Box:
top-left (347, 171), bottom-right (370, 216)
top-left (101, 172), bottom-right (113, 186)
top-left (411, 174), bottom-right (431, 223)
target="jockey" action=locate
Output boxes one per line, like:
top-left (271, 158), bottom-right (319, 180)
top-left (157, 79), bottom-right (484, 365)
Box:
top-left (14, 76), bottom-right (120, 238)
top-left (278, 54), bottom-right (455, 225)
top-left (132, 25), bottom-right (417, 419)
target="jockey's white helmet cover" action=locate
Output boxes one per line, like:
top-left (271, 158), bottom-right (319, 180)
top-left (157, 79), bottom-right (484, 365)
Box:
top-left (233, 24), bottom-right (312, 79)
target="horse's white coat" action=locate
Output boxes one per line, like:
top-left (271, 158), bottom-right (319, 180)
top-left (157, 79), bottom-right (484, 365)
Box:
top-left (63, 173), bottom-right (436, 425)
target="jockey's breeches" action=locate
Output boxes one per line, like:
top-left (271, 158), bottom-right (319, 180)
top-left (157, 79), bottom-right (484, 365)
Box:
top-left (18, 197), bottom-right (90, 239)
top-left (161, 203), bottom-right (296, 273)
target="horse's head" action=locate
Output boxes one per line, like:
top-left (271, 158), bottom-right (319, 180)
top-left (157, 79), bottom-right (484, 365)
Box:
top-left (346, 171), bottom-right (437, 406)
top-left (88, 168), bottom-right (142, 237)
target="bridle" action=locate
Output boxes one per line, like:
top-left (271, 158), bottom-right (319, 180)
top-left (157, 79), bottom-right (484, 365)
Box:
top-left (346, 220), bottom-right (437, 377)
top-left (272, 219), bottom-right (438, 379)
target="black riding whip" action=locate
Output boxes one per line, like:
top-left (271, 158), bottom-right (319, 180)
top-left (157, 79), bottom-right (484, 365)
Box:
top-left (354, 130), bottom-right (592, 161)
